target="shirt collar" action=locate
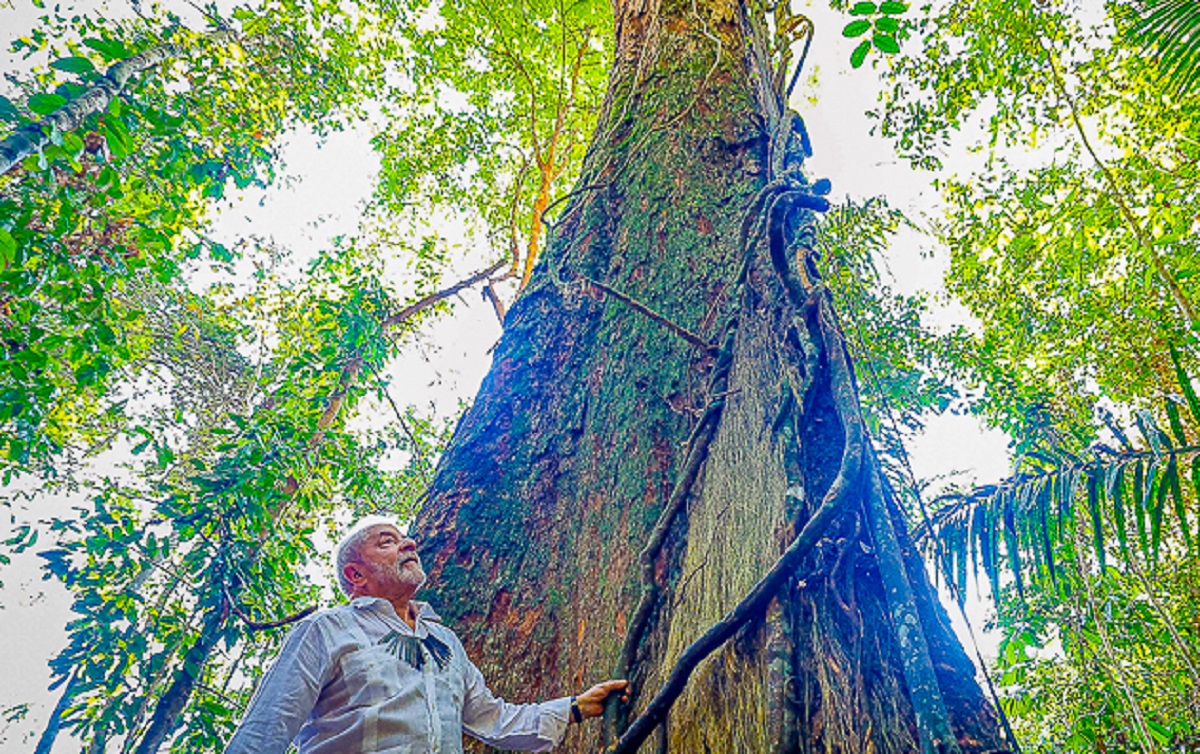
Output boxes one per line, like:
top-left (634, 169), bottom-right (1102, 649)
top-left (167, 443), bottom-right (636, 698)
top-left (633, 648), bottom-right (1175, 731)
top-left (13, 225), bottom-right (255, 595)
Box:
top-left (349, 596), bottom-right (443, 634)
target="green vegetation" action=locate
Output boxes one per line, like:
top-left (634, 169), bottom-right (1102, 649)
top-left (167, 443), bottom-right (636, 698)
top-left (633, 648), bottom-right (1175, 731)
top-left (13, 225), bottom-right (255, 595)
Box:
top-left (1, 0), bottom-right (1197, 750)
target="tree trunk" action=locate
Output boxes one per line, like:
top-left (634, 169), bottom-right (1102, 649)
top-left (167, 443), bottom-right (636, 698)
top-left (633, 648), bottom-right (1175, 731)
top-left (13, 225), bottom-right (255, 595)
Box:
top-left (412, 1), bottom-right (1006, 752)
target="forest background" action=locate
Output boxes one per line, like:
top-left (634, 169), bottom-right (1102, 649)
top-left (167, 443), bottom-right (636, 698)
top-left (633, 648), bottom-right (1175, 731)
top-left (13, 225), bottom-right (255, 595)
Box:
top-left (0, 0), bottom-right (1197, 751)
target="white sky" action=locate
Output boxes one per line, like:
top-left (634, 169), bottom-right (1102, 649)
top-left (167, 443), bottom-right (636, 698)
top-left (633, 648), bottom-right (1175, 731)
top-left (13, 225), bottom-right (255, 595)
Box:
top-left (0, 0), bottom-right (1013, 749)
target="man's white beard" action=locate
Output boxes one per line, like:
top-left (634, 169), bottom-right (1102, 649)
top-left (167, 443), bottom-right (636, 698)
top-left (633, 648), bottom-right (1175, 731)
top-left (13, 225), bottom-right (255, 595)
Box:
top-left (392, 559), bottom-right (427, 591)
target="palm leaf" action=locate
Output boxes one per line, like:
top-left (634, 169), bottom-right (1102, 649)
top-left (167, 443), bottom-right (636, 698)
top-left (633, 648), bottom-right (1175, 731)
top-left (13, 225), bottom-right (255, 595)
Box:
top-left (1123, 0), bottom-right (1200, 98)
top-left (920, 408), bottom-right (1200, 605)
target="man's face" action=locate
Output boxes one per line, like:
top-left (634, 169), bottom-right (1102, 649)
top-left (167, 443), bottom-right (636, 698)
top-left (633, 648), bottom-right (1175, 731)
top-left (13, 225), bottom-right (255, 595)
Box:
top-left (347, 524), bottom-right (426, 598)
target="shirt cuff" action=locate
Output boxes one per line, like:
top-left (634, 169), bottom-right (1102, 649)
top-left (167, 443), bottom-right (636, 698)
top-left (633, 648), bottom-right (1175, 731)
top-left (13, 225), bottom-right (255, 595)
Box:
top-left (538, 696), bottom-right (573, 745)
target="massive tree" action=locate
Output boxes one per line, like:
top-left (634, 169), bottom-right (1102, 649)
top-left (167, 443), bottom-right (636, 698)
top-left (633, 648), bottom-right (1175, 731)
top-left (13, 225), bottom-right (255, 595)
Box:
top-left (413, 1), bottom-right (1006, 751)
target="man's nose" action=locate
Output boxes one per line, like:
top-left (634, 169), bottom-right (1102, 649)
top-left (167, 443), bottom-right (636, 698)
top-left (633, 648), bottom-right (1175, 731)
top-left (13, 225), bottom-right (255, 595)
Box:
top-left (399, 536), bottom-right (417, 551)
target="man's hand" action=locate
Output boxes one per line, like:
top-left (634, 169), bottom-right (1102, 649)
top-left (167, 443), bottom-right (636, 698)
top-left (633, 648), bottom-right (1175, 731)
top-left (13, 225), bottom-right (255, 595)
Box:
top-left (573, 680), bottom-right (629, 720)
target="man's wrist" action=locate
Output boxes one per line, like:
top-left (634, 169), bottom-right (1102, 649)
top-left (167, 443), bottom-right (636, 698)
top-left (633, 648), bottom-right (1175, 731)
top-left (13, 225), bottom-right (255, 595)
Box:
top-left (569, 696), bottom-right (583, 724)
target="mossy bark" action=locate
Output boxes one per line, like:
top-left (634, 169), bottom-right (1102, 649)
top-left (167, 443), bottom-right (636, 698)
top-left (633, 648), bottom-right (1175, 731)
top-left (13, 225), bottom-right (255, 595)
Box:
top-left (412, 1), bottom-right (1005, 752)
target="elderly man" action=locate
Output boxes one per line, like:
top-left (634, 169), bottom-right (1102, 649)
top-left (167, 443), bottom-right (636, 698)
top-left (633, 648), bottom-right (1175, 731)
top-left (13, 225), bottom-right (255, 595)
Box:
top-left (225, 515), bottom-right (627, 753)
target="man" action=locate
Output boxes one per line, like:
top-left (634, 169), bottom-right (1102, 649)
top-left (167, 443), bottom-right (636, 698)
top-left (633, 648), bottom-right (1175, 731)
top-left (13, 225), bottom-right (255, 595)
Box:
top-left (225, 515), bottom-right (628, 753)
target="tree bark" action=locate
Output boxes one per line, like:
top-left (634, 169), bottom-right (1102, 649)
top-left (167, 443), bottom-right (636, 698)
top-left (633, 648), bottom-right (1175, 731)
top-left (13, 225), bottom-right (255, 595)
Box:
top-left (413, 1), bottom-right (1007, 752)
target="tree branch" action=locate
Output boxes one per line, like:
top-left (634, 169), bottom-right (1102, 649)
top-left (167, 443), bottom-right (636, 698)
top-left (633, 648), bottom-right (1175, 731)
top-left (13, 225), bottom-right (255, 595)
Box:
top-left (223, 584), bottom-right (317, 632)
top-left (0, 32), bottom-right (236, 177)
top-left (382, 260), bottom-right (506, 329)
top-left (583, 276), bottom-right (717, 353)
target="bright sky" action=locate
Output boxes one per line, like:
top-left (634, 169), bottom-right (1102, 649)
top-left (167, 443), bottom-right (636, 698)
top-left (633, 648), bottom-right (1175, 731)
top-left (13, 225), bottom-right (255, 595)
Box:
top-left (0, 0), bottom-right (1012, 749)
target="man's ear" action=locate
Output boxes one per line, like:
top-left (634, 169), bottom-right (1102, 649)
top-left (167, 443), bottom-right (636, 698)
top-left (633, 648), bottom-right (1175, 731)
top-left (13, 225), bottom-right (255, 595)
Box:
top-left (343, 562), bottom-right (367, 590)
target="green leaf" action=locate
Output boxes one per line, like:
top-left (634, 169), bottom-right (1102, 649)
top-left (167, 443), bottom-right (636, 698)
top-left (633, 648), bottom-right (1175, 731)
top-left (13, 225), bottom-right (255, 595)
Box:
top-left (82, 37), bottom-right (130, 61)
top-left (1168, 344), bottom-right (1200, 426)
top-left (875, 17), bottom-right (900, 33)
top-left (0, 230), bottom-right (16, 266)
top-left (28, 93), bottom-right (67, 115)
top-left (879, 1), bottom-right (907, 13)
top-left (873, 34), bottom-right (900, 54)
top-left (850, 39), bottom-right (871, 68)
top-left (1151, 462), bottom-right (1169, 562)
top-left (850, 1), bottom-right (878, 15)
top-left (1002, 497), bottom-right (1024, 598)
top-left (0, 96), bottom-right (20, 122)
top-left (1133, 460), bottom-right (1148, 557)
top-left (843, 20), bottom-right (872, 38)
top-left (1037, 477), bottom-right (1058, 589)
top-left (104, 117), bottom-right (132, 158)
top-left (51, 56), bottom-right (95, 75)
top-left (1108, 463), bottom-right (1129, 559)
top-left (1147, 720), bottom-right (1173, 746)
top-left (1165, 397), bottom-right (1188, 446)
top-left (1086, 472), bottom-right (1105, 573)
top-left (1167, 456), bottom-right (1192, 555)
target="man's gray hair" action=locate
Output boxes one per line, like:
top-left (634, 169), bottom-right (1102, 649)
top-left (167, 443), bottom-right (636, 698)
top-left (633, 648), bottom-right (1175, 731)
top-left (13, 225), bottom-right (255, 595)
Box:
top-left (334, 515), bottom-right (402, 597)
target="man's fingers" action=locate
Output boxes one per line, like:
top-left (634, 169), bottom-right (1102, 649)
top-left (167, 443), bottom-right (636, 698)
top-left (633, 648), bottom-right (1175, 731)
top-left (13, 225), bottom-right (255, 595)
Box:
top-left (575, 679), bottom-right (631, 719)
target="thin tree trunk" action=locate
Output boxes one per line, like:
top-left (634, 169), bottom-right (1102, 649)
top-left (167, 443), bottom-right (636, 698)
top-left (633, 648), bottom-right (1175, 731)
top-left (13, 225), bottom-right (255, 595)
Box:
top-left (133, 600), bottom-right (228, 754)
top-left (1, 37), bottom-right (200, 176)
top-left (34, 673), bottom-right (77, 754)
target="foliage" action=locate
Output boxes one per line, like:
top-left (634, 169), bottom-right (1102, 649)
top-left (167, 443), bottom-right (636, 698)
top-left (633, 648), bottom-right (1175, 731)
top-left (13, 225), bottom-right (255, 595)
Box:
top-left (0, 1), bottom-right (402, 476)
top-left (875, 0), bottom-right (1200, 484)
top-left (0, 1), bottom-right (482, 748)
top-left (815, 198), bottom-right (960, 508)
top-left (362, 0), bottom-right (611, 300)
top-left (878, 1), bottom-right (1200, 749)
top-left (1123, 0), bottom-right (1200, 98)
top-left (838, 0), bottom-right (909, 68)
top-left (924, 387), bottom-right (1200, 751)
top-left (6, 0), bottom-right (1195, 748)
top-left (37, 256), bottom-right (442, 751)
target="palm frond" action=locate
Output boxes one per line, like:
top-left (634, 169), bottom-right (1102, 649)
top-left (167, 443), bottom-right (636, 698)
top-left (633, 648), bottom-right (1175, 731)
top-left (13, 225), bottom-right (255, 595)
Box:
top-left (1122, 0), bottom-right (1200, 98)
top-left (920, 401), bottom-right (1200, 605)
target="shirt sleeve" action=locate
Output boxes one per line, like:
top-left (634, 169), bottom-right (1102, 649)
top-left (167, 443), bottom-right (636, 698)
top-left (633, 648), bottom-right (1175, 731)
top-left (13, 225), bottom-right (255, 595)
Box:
top-left (460, 657), bottom-right (571, 752)
top-left (223, 616), bottom-right (333, 754)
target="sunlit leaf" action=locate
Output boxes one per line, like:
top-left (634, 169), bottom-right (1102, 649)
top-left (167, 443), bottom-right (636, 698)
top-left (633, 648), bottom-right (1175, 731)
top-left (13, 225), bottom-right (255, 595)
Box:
top-left (850, 39), bottom-right (871, 67)
top-left (873, 34), bottom-right (900, 54)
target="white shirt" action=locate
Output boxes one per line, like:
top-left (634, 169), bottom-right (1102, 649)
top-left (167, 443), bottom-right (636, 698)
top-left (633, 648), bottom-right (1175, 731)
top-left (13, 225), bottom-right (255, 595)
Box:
top-left (224, 597), bottom-right (570, 754)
